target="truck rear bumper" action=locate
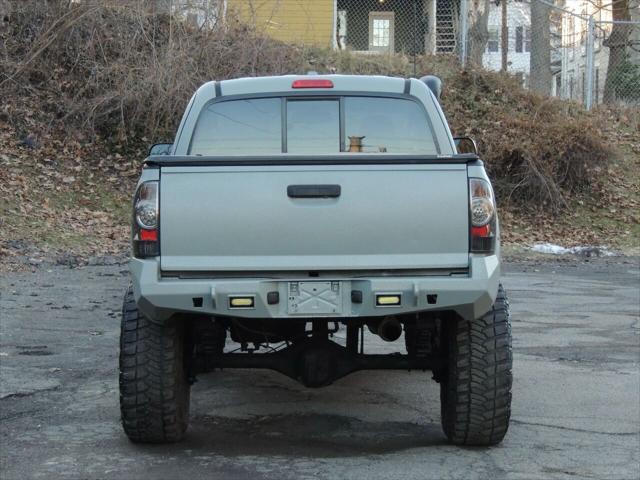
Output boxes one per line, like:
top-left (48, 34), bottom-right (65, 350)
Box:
top-left (131, 255), bottom-right (500, 322)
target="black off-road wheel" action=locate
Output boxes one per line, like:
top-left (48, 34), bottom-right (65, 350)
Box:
top-left (440, 284), bottom-right (512, 446)
top-left (119, 285), bottom-right (191, 443)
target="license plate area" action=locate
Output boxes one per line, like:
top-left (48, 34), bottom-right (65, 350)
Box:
top-left (288, 281), bottom-right (343, 315)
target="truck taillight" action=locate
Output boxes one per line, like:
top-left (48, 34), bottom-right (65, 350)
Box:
top-left (469, 178), bottom-right (496, 254)
top-left (133, 181), bottom-right (159, 258)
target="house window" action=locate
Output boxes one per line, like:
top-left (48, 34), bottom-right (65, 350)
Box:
top-left (515, 26), bottom-right (530, 53)
top-left (372, 19), bottom-right (390, 47)
top-left (368, 12), bottom-right (394, 52)
top-left (487, 27), bottom-right (499, 53)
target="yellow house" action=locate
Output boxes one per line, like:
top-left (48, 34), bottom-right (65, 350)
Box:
top-left (226, 0), bottom-right (336, 48)
top-left (175, 1), bottom-right (456, 54)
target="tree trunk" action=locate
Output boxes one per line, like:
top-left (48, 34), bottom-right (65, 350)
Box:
top-left (603, 0), bottom-right (631, 104)
top-left (530, 0), bottom-right (551, 94)
top-left (467, 0), bottom-right (490, 66)
top-left (424, 0), bottom-right (436, 54)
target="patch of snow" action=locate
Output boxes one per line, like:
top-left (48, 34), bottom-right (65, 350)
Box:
top-left (530, 243), bottom-right (616, 257)
top-left (531, 243), bottom-right (570, 255)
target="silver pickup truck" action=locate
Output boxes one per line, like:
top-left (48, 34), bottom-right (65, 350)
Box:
top-left (119, 74), bottom-right (512, 446)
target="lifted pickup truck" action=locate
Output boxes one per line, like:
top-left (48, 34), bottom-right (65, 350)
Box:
top-left (120, 74), bottom-right (512, 446)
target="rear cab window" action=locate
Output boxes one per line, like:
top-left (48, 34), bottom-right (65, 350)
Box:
top-left (189, 98), bottom-right (281, 155)
top-left (189, 95), bottom-right (440, 155)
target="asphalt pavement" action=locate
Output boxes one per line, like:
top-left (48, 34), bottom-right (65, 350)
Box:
top-left (1, 256), bottom-right (639, 480)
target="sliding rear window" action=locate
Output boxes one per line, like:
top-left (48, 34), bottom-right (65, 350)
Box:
top-left (189, 96), bottom-right (439, 155)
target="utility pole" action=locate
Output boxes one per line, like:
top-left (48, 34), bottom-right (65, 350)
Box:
top-left (501, 0), bottom-right (508, 71)
top-left (460, 0), bottom-right (469, 67)
top-left (585, 16), bottom-right (595, 109)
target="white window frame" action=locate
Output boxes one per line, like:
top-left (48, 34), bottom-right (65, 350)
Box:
top-left (368, 12), bottom-right (395, 53)
top-left (487, 26), bottom-right (500, 53)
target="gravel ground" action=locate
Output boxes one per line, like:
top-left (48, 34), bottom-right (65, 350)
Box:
top-left (1, 256), bottom-right (639, 480)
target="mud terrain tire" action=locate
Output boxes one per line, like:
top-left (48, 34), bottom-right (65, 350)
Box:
top-left (119, 286), bottom-right (190, 443)
top-left (440, 284), bottom-right (512, 446)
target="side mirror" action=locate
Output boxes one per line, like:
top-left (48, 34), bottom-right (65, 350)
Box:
top-left (148, 143), bottom-right (172, 156)
top-left (454, 136), bottom-right (478, 155)
top-left (419, 75), bottom-right (442, 100)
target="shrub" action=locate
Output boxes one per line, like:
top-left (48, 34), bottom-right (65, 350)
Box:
top-left (0, 0), bottom-right (613, 212)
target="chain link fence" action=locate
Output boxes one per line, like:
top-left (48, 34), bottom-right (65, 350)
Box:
top-left (312, 0), bottom-right (640, 108)
top-left (340, 0), bottom-right (639, 109)
top-left (333, 0), bottom-right (640, 109)
top-left (594, 19), bottom-right (640, 106)
top-left (334, 0), bottom-right (462, 56)
top-left (165, 0), bottom-right (639, 109)
top-left (461, 0), bottom-right (639, 109)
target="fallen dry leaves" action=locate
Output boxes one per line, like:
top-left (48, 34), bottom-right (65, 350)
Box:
top-left (1, 101), bottom-right (639, 273)
top-left (0, 115), bottom-right (136, 270)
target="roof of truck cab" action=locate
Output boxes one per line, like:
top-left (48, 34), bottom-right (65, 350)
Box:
top-left (195, 75), bottom-right (411, 99)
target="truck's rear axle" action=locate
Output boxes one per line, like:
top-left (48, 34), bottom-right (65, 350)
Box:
top-left (200, 337), bottom-right (443, 387)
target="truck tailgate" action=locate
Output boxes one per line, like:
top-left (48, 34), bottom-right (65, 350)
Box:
top-left (159, 164), bottom-right (469, 271)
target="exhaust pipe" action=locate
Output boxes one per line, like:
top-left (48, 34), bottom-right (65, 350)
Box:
top-left (372, 316), bottom-right (402, 342)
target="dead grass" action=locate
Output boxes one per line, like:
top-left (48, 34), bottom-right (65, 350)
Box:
top-left (1, 0), bottom-right (619, 212)
top-left (0, 0), bottom-right (637, 265)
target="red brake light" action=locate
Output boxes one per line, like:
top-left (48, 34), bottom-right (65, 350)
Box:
top-left (140, 229), bottom-right (158, 241)
top-left (471, 225), bottom-right (490, 237)
top-left (292, 79), bottom-right (334, 89)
